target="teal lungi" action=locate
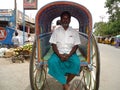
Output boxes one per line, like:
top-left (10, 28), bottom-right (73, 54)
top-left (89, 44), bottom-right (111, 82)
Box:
top-left (48, 53), bottom-right (80, 84)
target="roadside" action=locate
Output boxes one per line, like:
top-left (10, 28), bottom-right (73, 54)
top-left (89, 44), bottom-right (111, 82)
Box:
top-left (1, 44), bottom-right (120, 90)
top-left (0, 57), bottom-right (31, 90)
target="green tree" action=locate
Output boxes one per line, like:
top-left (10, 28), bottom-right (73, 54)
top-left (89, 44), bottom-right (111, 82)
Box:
top-left (105, 0), bottom-right (120, 22)
top-left (94, 0), bottom-right (120, 36)
top-left (93, 22), bottom-right (109, 36)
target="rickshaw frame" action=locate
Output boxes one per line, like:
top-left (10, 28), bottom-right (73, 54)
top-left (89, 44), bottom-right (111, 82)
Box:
top-left (29, 1), bottom-right (100, 90)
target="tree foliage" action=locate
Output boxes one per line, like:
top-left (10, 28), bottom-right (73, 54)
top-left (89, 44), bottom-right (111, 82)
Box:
top-left (105, 0), bottom-right (120, 22)
top-left (93, 0), bottom-right (120, 36)
top-left (94, 22), bottom-right (109, 36)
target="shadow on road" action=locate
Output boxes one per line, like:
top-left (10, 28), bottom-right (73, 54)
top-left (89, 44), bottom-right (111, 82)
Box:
top-left (42, 75), bottom-right (86, 90)
top-left (25, 85), bottom-right (32, 90)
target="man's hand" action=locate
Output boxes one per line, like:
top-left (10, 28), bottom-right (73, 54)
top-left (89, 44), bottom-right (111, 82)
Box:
top-left (59, 54), bottom-right (70, 61)
top-left (59, 45), bottom-right (78, 61)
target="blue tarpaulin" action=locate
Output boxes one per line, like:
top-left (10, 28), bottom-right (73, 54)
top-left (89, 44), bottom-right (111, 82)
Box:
top-left (0, 27), bottom-right (15, 45)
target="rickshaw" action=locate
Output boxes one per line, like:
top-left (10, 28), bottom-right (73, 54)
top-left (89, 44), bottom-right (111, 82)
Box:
top-left (29, 1), bottom-right (100, 90)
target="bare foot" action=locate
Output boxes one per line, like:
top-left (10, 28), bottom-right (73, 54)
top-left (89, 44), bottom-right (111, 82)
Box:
top-left (63, 84), bottom-right (70, 90)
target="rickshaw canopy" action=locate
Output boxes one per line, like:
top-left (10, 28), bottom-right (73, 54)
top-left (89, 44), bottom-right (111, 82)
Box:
top-left (35, 1), bottom-right (93, 34)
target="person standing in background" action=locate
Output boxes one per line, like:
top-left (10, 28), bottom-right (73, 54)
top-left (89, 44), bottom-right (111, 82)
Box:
top-left (27, 34), bottom-right (32, 42)
top-left (12, 31), bottom-right (20, 48)
top-left (52, 20), bottom-right (61, 32)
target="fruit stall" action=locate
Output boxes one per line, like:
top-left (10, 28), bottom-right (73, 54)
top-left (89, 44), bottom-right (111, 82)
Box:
top-left (0, 43), bottom-right (33, 63)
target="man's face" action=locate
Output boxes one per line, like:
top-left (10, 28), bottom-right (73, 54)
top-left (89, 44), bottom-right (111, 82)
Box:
top-left (61, 14), bottom-right (70, 28)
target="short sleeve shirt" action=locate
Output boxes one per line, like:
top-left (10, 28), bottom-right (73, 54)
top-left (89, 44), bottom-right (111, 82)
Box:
top-left (12, 36), bottom-right (20, 46)
top-left (49, 26), bottom-right (81, 54)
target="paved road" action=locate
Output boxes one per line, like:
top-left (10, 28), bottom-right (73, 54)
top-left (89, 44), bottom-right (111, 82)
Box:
top-left (0, 60), bottom-right (31, 90)
top-left (98, 44), bottom-right (120, 90)
top-left (0, 44), bottom-right (120, 90)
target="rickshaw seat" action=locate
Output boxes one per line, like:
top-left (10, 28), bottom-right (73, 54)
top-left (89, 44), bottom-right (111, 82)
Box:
top-left (43, 45), bottom-right (87, 63)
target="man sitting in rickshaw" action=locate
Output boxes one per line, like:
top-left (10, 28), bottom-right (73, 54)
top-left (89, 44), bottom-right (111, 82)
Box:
top-left (48, 11), bottom-right (81, 90)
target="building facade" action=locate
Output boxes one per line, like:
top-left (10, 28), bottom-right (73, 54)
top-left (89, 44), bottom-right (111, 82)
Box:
top-left (0, 9), bottom-right (35, 34)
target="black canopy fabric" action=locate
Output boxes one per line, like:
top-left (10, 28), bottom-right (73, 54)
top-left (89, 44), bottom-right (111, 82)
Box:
top-left (35, 1), bottom-right (92, 34)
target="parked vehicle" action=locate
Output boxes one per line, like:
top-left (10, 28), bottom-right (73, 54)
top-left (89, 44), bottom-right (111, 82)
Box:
top-left (29, 1), bottom-right (100, 90)
top-left (109, 36), bottom-right (116, 45)
top-left (96, 36), bottom-right (105, 43)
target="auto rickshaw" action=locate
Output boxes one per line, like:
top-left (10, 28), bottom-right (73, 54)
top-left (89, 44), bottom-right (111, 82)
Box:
top-left (29, 1), bottom-right (100, 90)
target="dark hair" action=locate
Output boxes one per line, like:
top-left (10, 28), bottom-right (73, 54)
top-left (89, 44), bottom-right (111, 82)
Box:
top-left (60, 11), bottom-right (71, 19)
top-left (56, 20), bottom-right (61, 25)
top-left (28, 34), bottom-right (31, 37)
top-left (15, 31), bottom-right (18, 36)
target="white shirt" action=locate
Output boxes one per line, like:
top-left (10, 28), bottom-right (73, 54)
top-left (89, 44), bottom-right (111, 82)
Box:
top-left (49, 26), bottom-right (81, 54)
top-left (28, 37), bottom-right (32, 41)
top-left (12, 36), bottom-right (20, 46)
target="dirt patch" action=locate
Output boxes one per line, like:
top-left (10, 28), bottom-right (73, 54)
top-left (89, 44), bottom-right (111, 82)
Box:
top-left (0, 57), bottom-right (13, 65)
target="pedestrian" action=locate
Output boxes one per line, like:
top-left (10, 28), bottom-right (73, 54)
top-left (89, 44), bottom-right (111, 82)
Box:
top-left (55, 19), bottom-right (61, 29)
top-left (48, 11), bottom-right (81, 90)
top-left (52, 20), bottom-right (61, 32)
top-left (56, 19), bottom-right (61, 25)
top-left (27, 34), bottom-right (32, 42)
top-left (12, 31), bottom-right (20, 48)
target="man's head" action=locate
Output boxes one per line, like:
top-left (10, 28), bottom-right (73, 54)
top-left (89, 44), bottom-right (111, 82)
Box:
top-left (28, 34), bottom-right (31, 37)
top-left (56, 20), bottom-right (61, 25)
top-left (15, 31), bottom-right (18, 36)
top-left (60, 11), bottom-right (71, 30)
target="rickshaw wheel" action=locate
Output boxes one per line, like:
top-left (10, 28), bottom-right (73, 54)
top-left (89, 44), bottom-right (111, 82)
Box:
top-left (35, 69), bottom-right (46, 90)
top-left (70, 34), bottom-right (100, 90)
top-left (29, 41), bottom-right (46, 90)
top-left (82, 34), bottom-right (100, 90)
